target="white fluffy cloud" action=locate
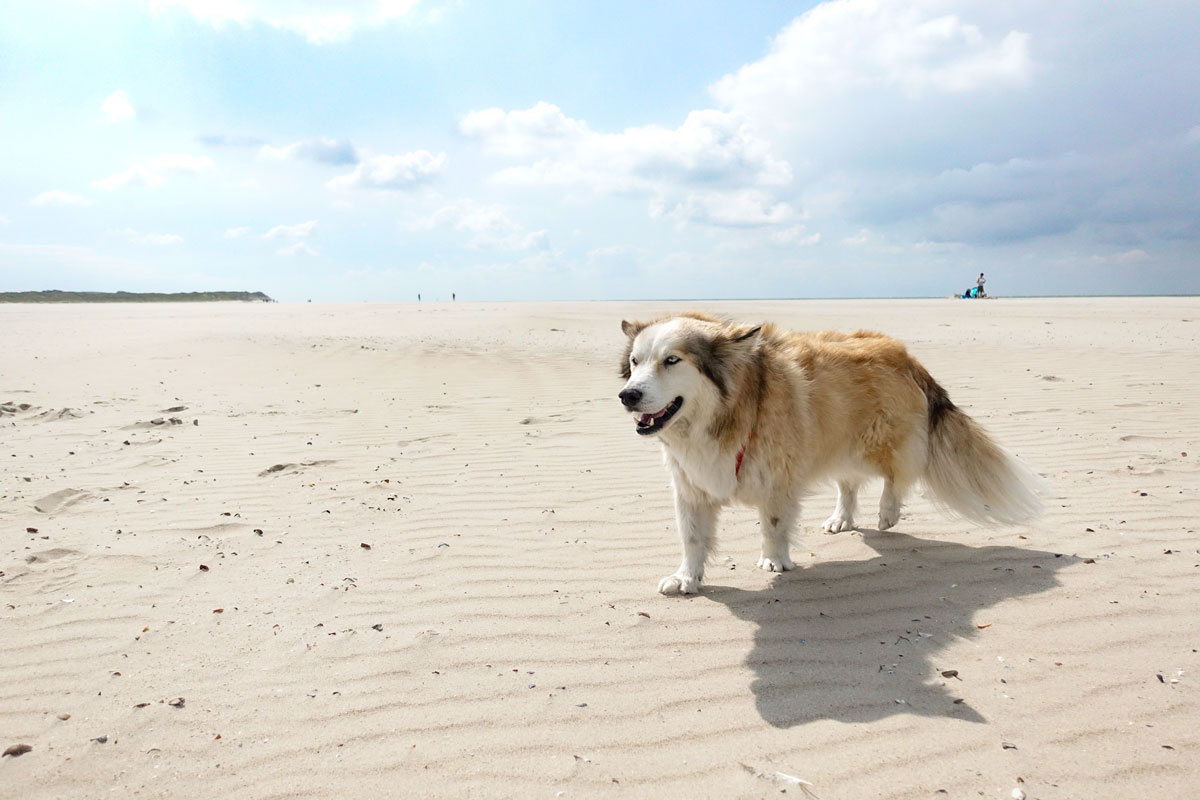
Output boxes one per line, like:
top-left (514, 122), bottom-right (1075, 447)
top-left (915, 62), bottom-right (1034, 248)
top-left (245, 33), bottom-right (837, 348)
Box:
top-left (94, 154), bottom-right (213, 190)
top-left (329, 150), bottom-right (445, 190)
top-left (681, 0), bottom-right (1200, 260)
top-left (711, 1), bottom-right (1031, 111)
top-left (465, 103), bottom-right (790, 192)
top-left (30, 190), bottom-right (92, 207)
top-left (460, 101), bottom-right (590, 158)
top-left (701, 0), bottom-right (1042, 182)
top-left (101, 90), bottom-right (136, 123)
top-left (452, 0), bottom-right (1200, 263)
top-left (770, 225), bottom-right (822, 246)
top-left (414, 199), bottom-right (548, 251)
top-left (264, 220), bottom-right (317, 239)
top-left (462, 102), bottom-right (794, 230)
top-left (263, 219), bottom-right (319, 255)
top-left (223, 226), bottom-right (252, 238)
top-left (652, 189), bottom-right (794, 228)
top-left (261, 137), bottom-right (359, 165)
top-left (275, 241), bottom-right (318, 256)
top-left (147, 0), bottom-right (420, 45)
top-left (198, 134), bottom-right (265, 148)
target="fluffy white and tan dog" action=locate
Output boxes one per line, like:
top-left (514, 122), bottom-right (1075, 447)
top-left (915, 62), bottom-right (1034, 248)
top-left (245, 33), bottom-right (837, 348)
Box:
top-left (618, 313), bottom-right (1045, 595)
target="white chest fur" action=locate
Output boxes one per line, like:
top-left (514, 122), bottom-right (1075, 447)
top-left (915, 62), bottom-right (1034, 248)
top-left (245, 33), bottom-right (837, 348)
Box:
top-left (661, 437), bottom-right (744, 502)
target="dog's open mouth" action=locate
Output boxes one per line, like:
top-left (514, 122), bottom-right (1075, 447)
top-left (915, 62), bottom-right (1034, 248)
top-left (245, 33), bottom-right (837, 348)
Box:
top-left (634, 397), bottom-right (683, 436)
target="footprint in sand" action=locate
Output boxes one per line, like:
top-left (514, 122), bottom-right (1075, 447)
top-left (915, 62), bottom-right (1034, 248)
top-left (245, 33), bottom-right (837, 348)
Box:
top-left (33, 489), bottom-right (90, 514)
top-left (34, 408), bottom-right (87, 421)
top-left (0, 402), bottom-right (35, 416)
top-left (25, 548), bottom-right (78, 564)
top-left (258, 460), bottom-right (336, 477)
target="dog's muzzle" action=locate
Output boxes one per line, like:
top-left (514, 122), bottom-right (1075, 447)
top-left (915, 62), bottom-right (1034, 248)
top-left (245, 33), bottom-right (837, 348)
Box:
top-left (619, 393), bottom-right (684, 436)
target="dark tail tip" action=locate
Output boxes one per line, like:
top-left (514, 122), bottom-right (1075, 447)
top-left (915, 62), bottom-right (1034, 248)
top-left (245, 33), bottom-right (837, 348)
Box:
top-left (911, 361), bottom-right (956, 429)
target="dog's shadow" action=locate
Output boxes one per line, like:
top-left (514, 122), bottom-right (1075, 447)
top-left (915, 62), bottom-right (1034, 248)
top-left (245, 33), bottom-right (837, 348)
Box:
top-left (701, 529), bottom-right (1072, 728)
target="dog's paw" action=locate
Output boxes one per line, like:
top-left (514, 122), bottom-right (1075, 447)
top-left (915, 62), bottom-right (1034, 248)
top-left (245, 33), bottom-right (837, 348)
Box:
top-left (756, 554), bottom-right (795, 572)
top-left (878, 509), bottom-right (900, 530)
top-left (658, 573), bottom-right (701, 595)
top-left (822, 513), bottom-right (855, 533)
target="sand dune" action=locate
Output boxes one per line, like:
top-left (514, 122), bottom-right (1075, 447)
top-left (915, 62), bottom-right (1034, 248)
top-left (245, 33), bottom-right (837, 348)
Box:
top-left (2, 298), bottom-right (1197, 798)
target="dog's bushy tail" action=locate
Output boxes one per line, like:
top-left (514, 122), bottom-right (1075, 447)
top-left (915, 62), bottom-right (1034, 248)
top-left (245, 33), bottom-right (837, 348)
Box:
top-left (912, 363), bottom-right (1046, 525)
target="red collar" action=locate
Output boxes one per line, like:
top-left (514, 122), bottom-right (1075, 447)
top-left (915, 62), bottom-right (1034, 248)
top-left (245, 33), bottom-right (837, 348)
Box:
top-left (735, 432), bottom-right (754, 477)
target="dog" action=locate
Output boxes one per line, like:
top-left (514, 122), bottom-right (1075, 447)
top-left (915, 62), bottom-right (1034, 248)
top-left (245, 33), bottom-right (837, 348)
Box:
top-left (618, 312), bottom-right (1045, 595)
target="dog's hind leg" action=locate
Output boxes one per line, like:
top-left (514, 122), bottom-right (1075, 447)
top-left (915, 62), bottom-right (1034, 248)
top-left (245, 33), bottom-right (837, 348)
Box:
top-left (757, 496), bottom-right (798, 573)
top-left (822, 480), bottom-right (860, 533)
top-left (878, 478), bottom-right (904, 530)
top-left (659, 487), bottom-right (719, 595)
top-left (877, 424), bottom-right (924, 530)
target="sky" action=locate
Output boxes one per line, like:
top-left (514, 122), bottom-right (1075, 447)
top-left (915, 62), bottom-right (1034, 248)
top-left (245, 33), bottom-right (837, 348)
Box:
top-left (1, 0), bottom-right (1198, 302)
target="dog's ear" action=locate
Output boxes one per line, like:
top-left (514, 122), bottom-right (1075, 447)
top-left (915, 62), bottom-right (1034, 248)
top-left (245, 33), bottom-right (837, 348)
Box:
top-left (619, 320), bottom-right (645, 380)
top-left (729, 324), bottom-right (761, 343)
top-left (687, 324), bottom-right (760, 397)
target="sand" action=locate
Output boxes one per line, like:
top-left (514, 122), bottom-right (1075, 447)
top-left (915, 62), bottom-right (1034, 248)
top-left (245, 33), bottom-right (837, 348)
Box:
top-left (1, 298), bottom-right (1197, 799)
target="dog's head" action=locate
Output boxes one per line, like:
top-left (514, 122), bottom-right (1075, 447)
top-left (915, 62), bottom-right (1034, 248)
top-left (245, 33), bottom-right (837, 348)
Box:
top-left (618, 313), bottom-right (761, 437)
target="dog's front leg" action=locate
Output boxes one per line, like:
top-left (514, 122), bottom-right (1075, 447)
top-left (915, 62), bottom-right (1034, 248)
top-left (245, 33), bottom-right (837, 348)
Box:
top-left (757, 496), bottom-right (797, 573)
top-left (659, 483), bottom-right (718, 595)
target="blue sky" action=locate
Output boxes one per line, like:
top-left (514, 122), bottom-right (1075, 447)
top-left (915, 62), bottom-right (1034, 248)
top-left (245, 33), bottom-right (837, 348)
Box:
top-left (2, 0), bottom-right (1198, 301)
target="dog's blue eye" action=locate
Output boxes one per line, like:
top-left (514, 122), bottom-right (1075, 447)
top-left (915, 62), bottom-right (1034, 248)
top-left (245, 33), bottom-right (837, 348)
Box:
top-left (631, 357), bottom-right (639, 366)
top-left (664, 356), bottom-right (680, 366)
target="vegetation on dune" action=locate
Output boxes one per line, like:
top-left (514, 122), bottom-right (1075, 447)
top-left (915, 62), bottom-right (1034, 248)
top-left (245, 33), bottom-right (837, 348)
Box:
top-left (0, 290), bottom-right (275, 303)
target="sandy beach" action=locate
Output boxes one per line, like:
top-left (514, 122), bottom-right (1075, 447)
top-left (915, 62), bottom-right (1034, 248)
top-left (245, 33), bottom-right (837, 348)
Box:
top-left (2, 298), bottom-right (1197, 799)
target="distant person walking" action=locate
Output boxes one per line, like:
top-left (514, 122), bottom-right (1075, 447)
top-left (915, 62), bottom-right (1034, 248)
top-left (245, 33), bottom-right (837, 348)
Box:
top-left (976, 273), bottom-right (986, 294)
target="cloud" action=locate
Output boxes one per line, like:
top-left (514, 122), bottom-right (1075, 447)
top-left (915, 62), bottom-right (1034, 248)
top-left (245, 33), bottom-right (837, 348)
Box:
top-left (148, 0), bottom-right (421, 45)
top-left (695, 2), bottom-right (1045, 186)
top-left (261, 137), bottom-right (360, 165)
top-left (466, 103), bottom-right (790, 192)
top-left (413, 199), bottom-right (548, 251)
top-left (276, 241), bottom-right (318, 256)
top-left (30, 190), bottom-right (92, 207)
top-left (652, 189), bottom-right (794, 228)
top-left (329, 150), bottom-right (445, 190)
top-left (264, 220), bottom-right (317, 239)
top-left (842, 229), bottom-right (871, 246)
top-left (460, 101), bottom-right (590, 157)
top-left (770, 225), bottom-right (822, 246)
top-left (262, 219), bottom-right (318, 254)
top-left (101, 90), bottom-right (136, 123)
top-left (854, 137), bottom-right (1200, 246)
top-left (198, 134), bottom-right (265, 148)
top-left (678, 0), bottom-right (1200, 266)
top-left (463, 102), bottom-right (794, 233)
top-left (711, 2), bottom-right (1031, 112)
top-left (116, 228), bottom-right (183, 245)
top-left (223, 226), bottom-right (252, 238)
top-left (0, 214), bottom-right (9, 226)
top-left (94, 153), bottom-right (213, 190)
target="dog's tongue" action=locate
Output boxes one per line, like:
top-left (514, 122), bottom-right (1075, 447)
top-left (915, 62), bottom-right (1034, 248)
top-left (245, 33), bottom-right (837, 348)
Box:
top-left (637, 407), bottom-right (668, 425)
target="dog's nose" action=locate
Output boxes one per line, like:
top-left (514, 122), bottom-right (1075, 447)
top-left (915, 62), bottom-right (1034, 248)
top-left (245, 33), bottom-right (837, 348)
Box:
top-left (619, 388), bottom-right (642, 408)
